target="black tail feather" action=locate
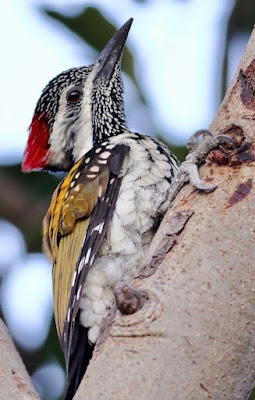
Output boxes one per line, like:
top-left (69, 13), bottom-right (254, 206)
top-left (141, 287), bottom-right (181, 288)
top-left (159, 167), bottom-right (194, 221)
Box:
top-left (64, 323), bottom-right (94, 400)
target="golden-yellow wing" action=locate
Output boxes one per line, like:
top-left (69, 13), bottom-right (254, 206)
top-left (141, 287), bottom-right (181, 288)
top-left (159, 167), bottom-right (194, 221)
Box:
top-left (42, 142), bottom-right (130, 366)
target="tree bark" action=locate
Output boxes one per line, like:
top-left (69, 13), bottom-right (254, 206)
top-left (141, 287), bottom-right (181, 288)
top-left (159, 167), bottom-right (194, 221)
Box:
top-left (74, 29), bottom-right (255, 400)
top-left (0, 319), bottom-right (39, 400)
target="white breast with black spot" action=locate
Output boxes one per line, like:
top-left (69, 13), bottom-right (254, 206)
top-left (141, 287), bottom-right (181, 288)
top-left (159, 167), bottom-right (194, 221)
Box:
top-left (80, 132), bottom-right (180, 343)
top-left (107, 135), bottom-right (178, 249)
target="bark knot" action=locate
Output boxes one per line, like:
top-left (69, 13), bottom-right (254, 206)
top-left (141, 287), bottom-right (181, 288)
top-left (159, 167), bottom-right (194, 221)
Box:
top-left (114, 282), bottom-right (145, 315)
top-left (111, 290), bottom-right (163, 337)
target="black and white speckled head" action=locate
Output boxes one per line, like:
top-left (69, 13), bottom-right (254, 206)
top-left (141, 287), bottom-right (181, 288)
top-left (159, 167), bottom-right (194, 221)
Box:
top-left (22, 18), bottom-right (133, 172)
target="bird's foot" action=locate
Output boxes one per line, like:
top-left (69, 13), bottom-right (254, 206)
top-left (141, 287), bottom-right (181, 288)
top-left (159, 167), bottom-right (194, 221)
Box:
top-left (186, 129), bottom-right (236, 162)
top-left (169, 130), bottom-right (236, 200)
top-left (180, 129), bottom-right (236, 192)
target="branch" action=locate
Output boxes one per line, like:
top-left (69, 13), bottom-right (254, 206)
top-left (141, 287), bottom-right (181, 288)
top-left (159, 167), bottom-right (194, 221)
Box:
top-left (0, 319), bottom-right (39, 399)
top-left (74, 28), bottom-right (255, 400)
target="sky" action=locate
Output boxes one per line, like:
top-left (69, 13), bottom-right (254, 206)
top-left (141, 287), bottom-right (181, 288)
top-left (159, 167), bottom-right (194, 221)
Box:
top-left (0, 0), bottom-right (249, 398)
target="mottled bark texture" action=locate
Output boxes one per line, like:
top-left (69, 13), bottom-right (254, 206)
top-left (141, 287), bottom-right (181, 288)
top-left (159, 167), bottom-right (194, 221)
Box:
top-left (74, 28), bottom-right (255, 400)
top-left (0, 319), bottom-right (39, 400)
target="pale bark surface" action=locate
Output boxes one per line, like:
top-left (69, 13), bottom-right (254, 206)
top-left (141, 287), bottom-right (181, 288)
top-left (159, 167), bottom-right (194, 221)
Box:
top-left (74, 29), bottom-right (255, 400)
top-left (0, 319), bottom-right (39, 400)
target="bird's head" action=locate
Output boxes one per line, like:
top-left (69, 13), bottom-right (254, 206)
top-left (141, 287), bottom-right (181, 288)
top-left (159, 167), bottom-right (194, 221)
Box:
top-left (22, 18), bottom-right (133, 172)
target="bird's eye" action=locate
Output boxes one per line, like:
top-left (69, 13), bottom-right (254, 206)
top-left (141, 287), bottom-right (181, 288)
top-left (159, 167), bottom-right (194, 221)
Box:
top-left (67, 88), bottom-right (82, 104)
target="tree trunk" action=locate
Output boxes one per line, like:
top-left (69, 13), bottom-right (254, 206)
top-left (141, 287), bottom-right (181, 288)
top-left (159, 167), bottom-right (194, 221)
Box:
top-left (74, 29), bottom-right (255, 400)
top-left (0, 319), bottom-right (39, 400)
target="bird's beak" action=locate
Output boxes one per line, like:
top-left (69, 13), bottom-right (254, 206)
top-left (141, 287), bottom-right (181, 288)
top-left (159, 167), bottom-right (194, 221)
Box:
top-left (94, 18), bottom-right (133, 85)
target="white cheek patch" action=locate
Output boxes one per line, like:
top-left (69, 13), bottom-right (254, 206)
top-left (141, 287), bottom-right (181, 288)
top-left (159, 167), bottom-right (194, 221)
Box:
top-left (49, 88), bottom-right (70, 165)
top-left (72, 66), bottom-right (98, 162)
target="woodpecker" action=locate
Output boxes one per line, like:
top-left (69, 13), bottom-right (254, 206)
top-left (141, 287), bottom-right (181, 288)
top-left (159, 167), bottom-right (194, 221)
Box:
top-left (22, 18), bottom-right (234, 399)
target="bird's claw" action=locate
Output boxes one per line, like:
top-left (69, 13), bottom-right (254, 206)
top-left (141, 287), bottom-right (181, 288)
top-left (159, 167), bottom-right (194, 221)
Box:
top-left (214, 134), bottom-right (236, 149)
top-left (166, 130), bottom-right (236, 204)
top-left (187, 129), bottom-right (213, 152)
top-left (180, 160), bottom-right (218, 193)
top-left (183, 130), bottom-right (236, 193)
